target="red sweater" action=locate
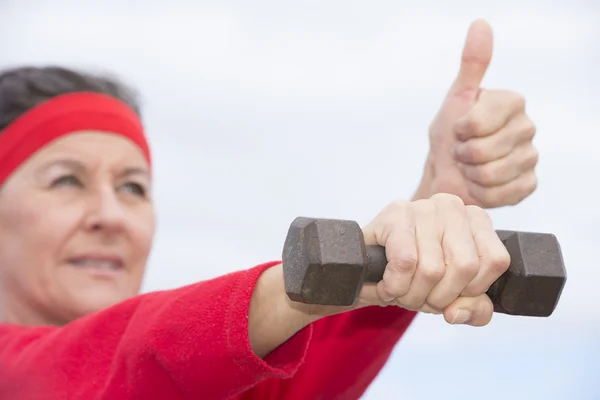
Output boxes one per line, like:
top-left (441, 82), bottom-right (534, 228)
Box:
top-left (0, 262), bottom-right (416, 400)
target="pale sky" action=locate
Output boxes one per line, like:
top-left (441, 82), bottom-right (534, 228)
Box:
top-left (1, 1), bottom-right (598, 398)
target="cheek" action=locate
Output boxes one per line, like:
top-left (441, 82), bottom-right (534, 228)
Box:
top-left (0, 203), bottom-right (65, 295)
top-left (0, 201), bottom-right (80, 268)
top-left (0, 207), bottom-right (34, 288)
top-left (0, 203), bottom-right (47, 261)
top-left (127, 210), bottom-right (156, 269)
top-left (26, 205), bottom-right (80, 252)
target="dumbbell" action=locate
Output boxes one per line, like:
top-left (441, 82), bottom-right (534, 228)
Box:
top-left (282, 217), bottom-right (566, 317)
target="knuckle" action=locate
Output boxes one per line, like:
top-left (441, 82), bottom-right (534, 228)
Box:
top-left (471, 164), bottom-right (497, 186)
top-left (412, 198), bottom-right (436, 214)
top-left (509, 92), bottom-right (526, 111)
top-left (522, 119), bottom-right (536, 140)
top-left (386, 199), bottom-right (409, 214)
top-left (412, 198), bottom-right (434, 208)
top-left (489, 251), bottom-right (511, 274)
top-left (515, 173), bottom-right (538, 203)
top-left (464, 142), bottom-right (487, 164)
top-left (466, 205), bottom-right (492, 222)
top-left (506, 196), bottom-right (520, 207)
top-left (388, 252), bottom-right (419, 274)
top-left (431, 193), bottom-right (464, 208)
top-left (465, 116), bottom-right (484, 135)
top-left (454, 257), bottom-right (480, 278)
top-left (419, 263), bottom-right (446, 282)
top-left (507, 192), bottom-right (524, 206)
top-left (525, 147), bottom-right (539, 168)
top-left (471, 187), bottom-right (500, 208)
top-left (381, 279), bottom-right (408, 299)
top-left (461, 283), bottom-right (484, 298)
top-left (528, 173), bottom-right (538, 191)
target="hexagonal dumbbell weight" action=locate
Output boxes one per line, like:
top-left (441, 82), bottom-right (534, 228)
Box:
top-left (282, 217), bottom-right (566, 317)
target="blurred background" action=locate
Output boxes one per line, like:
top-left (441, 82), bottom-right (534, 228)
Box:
top-left (1, 0), bottom-right (598, 398)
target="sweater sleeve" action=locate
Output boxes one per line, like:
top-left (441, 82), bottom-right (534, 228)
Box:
top-left (237, 297), bottom-right (418, 399)
top-left (0, 262), bottom-right (312, 400)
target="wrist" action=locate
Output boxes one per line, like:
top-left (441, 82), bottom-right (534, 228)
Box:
top-left (248, 264), bottom-right (317, 357)
top-left (266, 264), bottom-right (354, 324)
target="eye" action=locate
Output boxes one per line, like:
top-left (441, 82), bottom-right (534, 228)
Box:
top-left (51, 175), bottom-right (82, 188)
top-left (120, 182), bottom-right (147, 197)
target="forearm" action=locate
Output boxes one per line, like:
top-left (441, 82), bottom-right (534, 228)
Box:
top-left (249, 263), bottom-right (355, 358)
top-left (245, 294), bottom-right (416, 400)
top-left (248, 264), bottom-right (313, 358)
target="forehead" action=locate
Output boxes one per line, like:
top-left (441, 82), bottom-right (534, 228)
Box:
top-left (26, 131), bottom-right (149, 170)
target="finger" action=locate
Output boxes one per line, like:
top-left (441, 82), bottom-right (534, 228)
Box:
top-left (393, 200), bottom-right (445, 310)
top-left (426, 194), bottom-right (479, 310)
top-left (419, 303), bottom-right (443, 315)
top-left (458, 143), bottom-right (539, 187)
top-left (374, 203), bottom-right (418, 302)
top-left (454, 90), bottom-right (527, 141)
top-left (443, 294), bottom-right (494, 327)
top-left (357, 284), bottom-right (385, 307)
top-left (449, 19), bottom-right (494, 95)
top-left (454, 114), bottom-right (536, 165)
top-left (467, 168), bottom-right (538, 208)
top-left (359, 220), bottom-right (383, 306)
top-left (461, 206), bottom-right (511, 297)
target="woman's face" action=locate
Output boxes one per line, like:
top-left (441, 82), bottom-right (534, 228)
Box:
top-left (0, 131), bottom-right (155, 325)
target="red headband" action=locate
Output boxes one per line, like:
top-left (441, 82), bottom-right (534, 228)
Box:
top-left (0, 91), bottom-right (151, 185)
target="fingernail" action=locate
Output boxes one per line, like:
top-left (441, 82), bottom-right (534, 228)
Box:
top-left (380, 291), bottom-right (395, 303)
top-left (451, 309), bottom-right (471, 324)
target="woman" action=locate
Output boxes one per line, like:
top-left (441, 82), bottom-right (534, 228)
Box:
top-left (0, 61), bottom-right (538, 399)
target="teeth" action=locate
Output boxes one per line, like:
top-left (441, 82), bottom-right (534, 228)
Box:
top-left (71, 259), bottom-right (120, 270)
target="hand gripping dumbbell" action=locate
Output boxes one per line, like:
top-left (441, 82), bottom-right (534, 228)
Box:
top-left (282, 217), bottom-right (567, 317)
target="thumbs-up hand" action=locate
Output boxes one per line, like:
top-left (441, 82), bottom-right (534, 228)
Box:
top-left (425, 19), bottom-right (538, 208)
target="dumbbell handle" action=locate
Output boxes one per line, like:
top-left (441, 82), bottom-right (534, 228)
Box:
top-left (363, 230), bottom-right (516, 313)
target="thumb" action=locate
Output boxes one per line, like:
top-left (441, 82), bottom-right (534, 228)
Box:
top-left (443, 294), bottom-right (494, 326)
top-left (449, 19), bottom-right (494, 95)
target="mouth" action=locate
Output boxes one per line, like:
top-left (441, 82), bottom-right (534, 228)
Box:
top-left (67, 256), bottom-right (124, 274)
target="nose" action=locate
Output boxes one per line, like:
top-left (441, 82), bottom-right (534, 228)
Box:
top-left (83, 186), bottom-right (127, 234)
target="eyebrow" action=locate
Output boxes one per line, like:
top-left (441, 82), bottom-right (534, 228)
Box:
top-left (119, 167), bottom-right (150, 179)
top-left (37, 159), bottom-right (86, 174)
top-left (36, 159), bottom-right (150, 178)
